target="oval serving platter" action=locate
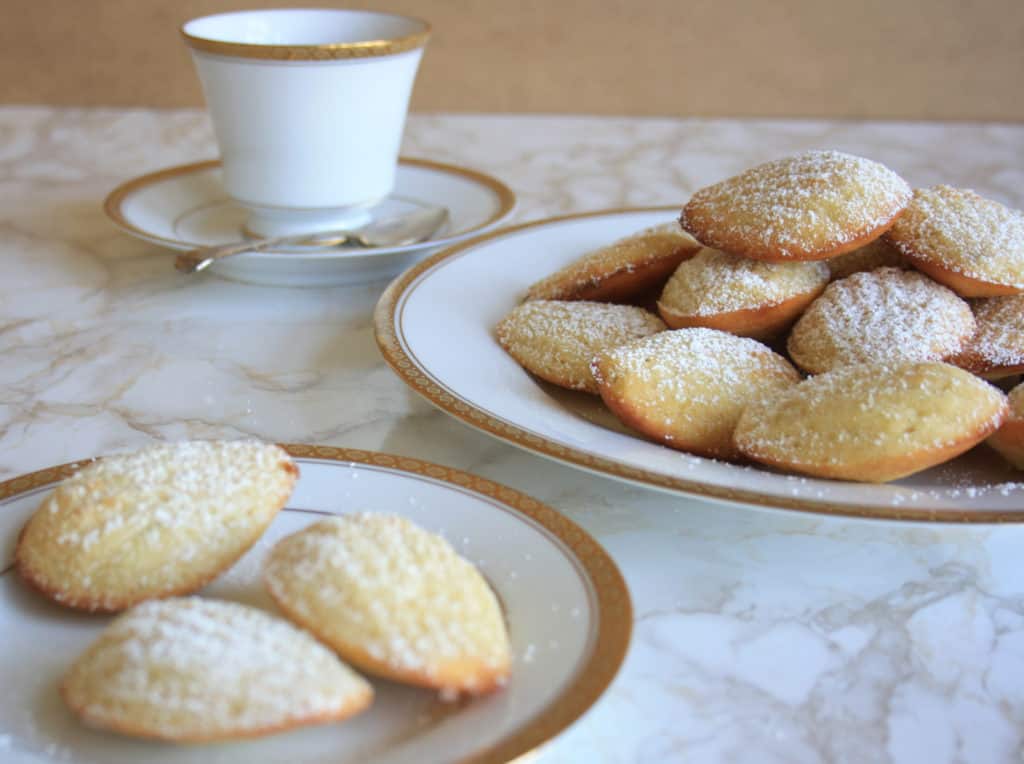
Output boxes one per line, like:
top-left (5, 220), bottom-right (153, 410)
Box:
top-left (374, 207), bottom-right (1024, 523)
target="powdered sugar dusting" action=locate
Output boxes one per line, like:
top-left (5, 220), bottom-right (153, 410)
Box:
top-left (956, 296), bottom-right (1024, 371)
top-left (827, 238), bottom-right (907, 280)
top-left (264, 514), bottom-right (510, 694)
top-left (659, 247), bottom-right (828, 316)
top-left (681, 150), bottom-right (912, 259)
top-left (496, 300), bottom-right (665, 392)
top-left (593, 328), bottom-right (799, 458)
top-left (62, 597), bottom-right (370, 739)
top-left (735, 362), bottom-right (1007, 477)
top-left (597, 328), bottom-right (796, 398)
top-left (19, 440), bottom-right (294, 610)
top-left (47, 440), bottom-right (289, 539)
top-left (497, 300), bottom-right (665, 352)
top-left (525, 221), bottom-right (698, 300)
top-left (886, 185), bottom-right (1024, 288)
top-left (788, 267), bottom-right (975, 374)
top-left (938, 481), bottom-right (1024, 499)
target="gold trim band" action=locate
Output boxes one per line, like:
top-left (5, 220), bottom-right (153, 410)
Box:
top-left (182, 12), bottom-right (430, 61)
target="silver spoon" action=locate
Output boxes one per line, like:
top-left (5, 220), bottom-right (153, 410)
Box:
top-left (174, 205), bottom-right (449, 274)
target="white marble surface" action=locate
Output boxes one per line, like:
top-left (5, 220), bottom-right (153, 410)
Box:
top-left (3, 107), bottom-right (1024, 763)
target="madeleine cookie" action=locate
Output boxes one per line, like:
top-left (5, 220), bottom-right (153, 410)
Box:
top-left (591, 328), bottom-right (800, 460)
top-left (885, 186), bottom-right (1024, 297)
top-left (657, 247), bottom-right (829, 339)
top-left (827, 237), bottom-right (907, 280)
top-left (62, 598), bottom-right (372, 742)
top-left (680, 150), bottom-right (911, 262)
top-left (949, 296), bottom-right (1024, 379)
top-left (787, 267), bottom-right (975, 374)
top-left (734, 362), bottom-right (1007, 482)
top-left (16, 440), bottom-right (297, 612)
top-left (524, 222), bottom-right (701, 303)
top-left (495, 300), bottom-right (665, 393)
top-left (265, 514), bottom-right (510, 698)
top-left (988, 383), bottom-right (1024, 469)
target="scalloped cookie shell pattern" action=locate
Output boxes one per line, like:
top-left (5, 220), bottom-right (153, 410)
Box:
top-left (657, 247), bottom-right (829, 339)
top-left (264, 514), bottom-right (511, 698)
top-left (949, 296), bottom-right (1024, 379)
top-left (734, 362), bottom-right (1007, 482)
top-left (524, 222), bottom-right (702, 303)
top-left (591, 328), bottom-right (800, 460)
top-left (786, 267), bottom-right (975, 375)
top-left (885, 185), bottom-right (1024, 297)
top-left (15, 440), bottom-right (297, 613)
top-left (61, 597), bottom-right (373, 743)
top-left (680, 150), bottom-right (912, 262)
top-left (495, 300), bottom-right (666, 393)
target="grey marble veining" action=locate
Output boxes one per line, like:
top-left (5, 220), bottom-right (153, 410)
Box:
top-left (2, 107), bottom-right (1024, 763)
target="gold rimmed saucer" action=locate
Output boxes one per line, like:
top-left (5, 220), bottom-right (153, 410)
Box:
top-left (104, 158), bottom-right (516, 287)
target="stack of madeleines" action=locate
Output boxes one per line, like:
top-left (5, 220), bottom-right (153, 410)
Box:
top-left (497, 150), bottom-right (1024, 482)
top-left (15, 440), bottom-right (510, 743)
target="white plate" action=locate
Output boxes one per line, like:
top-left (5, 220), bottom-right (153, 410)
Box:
top-left (103, 159), bottom-right (516, 287)
top-left (0, 445), bottom-right (630, 763)
top-left (375, 208), bottom-right (1024, 523)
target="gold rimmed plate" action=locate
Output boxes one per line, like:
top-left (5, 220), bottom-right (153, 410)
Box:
top-left (0, 445), bottom-right (630, 762)
top-left (103, 158), bottom-right (516, 287)
top-left (375, 207), bottom-right (1024, 523)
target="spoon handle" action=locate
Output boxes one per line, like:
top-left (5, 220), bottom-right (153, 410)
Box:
top-left (173, 206), bottom-right (447, 274)
top-left (174, 234), bottom-right (325, 274)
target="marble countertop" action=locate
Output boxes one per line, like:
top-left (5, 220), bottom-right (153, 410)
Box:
top-left (2, 107), bottom-right (1024, 763)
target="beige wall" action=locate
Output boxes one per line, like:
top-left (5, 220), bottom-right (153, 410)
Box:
top-left (2, 0), bottom-right (1022, 121)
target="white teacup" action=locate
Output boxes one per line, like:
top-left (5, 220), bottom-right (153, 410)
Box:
top-left (182, 8), bottom-right (430, 237)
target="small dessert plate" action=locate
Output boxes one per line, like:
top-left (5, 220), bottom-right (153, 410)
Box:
top-left (0, 445), bottom-right (630, 763)
top-left (103, 159), bottom-right (516, 287)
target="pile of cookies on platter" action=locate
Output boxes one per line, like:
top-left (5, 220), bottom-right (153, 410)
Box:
top-left (14, 440), bottom-right (509, 743)
top-left (497, 150), bottom-right (1024, 483)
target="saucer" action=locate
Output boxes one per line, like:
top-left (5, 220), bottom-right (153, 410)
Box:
top-left (104, 158), bottom-right (516, 287)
